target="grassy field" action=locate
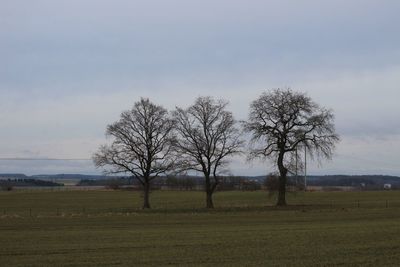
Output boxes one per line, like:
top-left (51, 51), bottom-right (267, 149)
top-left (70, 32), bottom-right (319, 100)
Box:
top-left (1, 190), bottom-right (400, 266)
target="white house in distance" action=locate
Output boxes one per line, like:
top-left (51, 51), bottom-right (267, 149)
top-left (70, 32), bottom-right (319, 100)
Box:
top-left (383, 184), bottom-right (392, 190)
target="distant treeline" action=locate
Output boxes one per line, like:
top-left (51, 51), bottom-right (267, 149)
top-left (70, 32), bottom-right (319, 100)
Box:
top-left (1, 174), bottom-right (399, 189)
top-left (0, 178), bottom-right (64, 190)
top-left (77, 175), bottom-right (261, 191)
top-left (0, 173), bottom-right (111, 180)
top-left (306, 175), bottom-right (400, 187)
top-left (77, 174), bottom-right (400, 190)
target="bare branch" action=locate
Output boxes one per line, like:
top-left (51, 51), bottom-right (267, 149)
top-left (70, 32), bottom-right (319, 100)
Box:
top-left (93, 98), bottom-right (177, 209)
top-left (243, 88), bottom-right (340, 206)
top-left (173, 96), bottom-right (244, 208)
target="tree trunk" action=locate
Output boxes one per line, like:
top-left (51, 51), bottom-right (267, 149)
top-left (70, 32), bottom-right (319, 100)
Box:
top-left (277, 174), bottom-right (287, 206)
top-left (205, 175), bottom-right (214, 209)
top-left (206, 191), bottom-right (214, 209)
top-left (277, 150), bottom-right (287, 206)
top-left (142, 182), bottom-right (151, 209)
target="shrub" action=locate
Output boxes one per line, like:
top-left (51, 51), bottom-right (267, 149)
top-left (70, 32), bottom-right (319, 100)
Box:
top-left (1, 183), bottom-right (13, 191)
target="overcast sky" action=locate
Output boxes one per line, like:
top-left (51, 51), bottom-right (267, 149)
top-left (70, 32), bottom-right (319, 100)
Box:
top-left (1, 0), bottom-right (400, 175)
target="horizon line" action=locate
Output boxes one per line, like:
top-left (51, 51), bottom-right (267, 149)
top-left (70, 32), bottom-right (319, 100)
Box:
top-left (0, 158), bottom-right (92, 161)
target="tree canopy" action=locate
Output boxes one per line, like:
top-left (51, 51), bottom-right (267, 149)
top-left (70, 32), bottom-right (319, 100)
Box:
top-left (93, 98), bottom-right (176, 209)
top-left (173, 96), bottom-right (243, 208)
top-left (244, 88), bottom-right (339, 205)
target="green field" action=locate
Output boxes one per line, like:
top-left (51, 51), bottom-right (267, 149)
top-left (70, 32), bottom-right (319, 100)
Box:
top-left (1, 190), bottom-right (400, 266)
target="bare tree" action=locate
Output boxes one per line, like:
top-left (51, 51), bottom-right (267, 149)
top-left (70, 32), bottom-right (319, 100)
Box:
top-left (244, 88), bottom-right (339, 206)
top-left (173, 96), bottom-right (243, 208)
top-left (93, 98), bottom-right (175, 209)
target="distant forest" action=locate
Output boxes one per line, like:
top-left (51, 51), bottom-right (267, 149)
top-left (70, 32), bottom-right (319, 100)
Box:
top-left (1, 173), bottom-right (399, 190)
